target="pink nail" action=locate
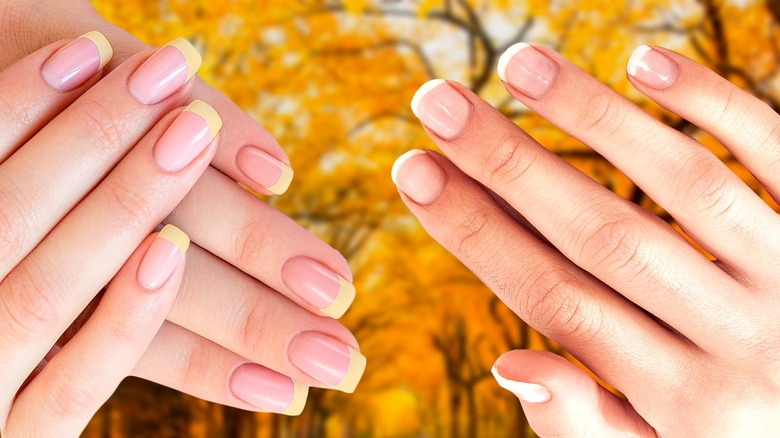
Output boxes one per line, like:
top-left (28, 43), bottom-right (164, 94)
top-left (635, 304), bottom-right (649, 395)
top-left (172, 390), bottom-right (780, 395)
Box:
top-left (282, 257), bottom-right (355, 319)
top-left (41, 31), bottom-right (112, 92)
top-left (137, 225), bottom-right (189, 291)
top-left (128, 38), bottom-right (201, 105)
top-left (497, 43), bottom-right (559, 100)
top-left (236, 146), bottom-right (294, 195)
top-left (154, 100), bottom-right (222, 172)
top-left (391, 149), bottom-right (447, 205)
top-left (287, 332), bottom-right (366, 393)
top-left (229, 363), bottom-right (308, 415)
top-left (627, 45), bottom-right (679, 90)
top-left (410, 79), bottom-right (472, 140)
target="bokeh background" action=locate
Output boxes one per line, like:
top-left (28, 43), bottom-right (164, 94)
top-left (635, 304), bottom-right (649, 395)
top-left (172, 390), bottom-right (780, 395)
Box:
top-left (83, 0), bottom-right (780, 437)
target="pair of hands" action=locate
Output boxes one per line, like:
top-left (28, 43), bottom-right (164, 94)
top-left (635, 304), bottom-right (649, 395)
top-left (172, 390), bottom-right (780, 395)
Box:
top-left (0, 1), bottom-right (365, 436)
top-left (396, 44), bottom-right (780, 435)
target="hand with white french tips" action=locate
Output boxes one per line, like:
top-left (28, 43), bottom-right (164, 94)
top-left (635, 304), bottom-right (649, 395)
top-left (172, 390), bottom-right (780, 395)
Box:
top-left (394, 42), bottom-right (780, 437)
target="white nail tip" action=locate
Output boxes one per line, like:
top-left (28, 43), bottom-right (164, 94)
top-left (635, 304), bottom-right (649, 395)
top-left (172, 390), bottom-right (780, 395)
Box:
top-left (627, 45), bottom-right (652, 77)
top-left (391, 149), bottom-right (427, 185)
top-left (411, 79), bottom-right (447, 118)
top-left (497, 42), bottom-right (531, 82)
top-left (491, 365), bottom-right (551, 404)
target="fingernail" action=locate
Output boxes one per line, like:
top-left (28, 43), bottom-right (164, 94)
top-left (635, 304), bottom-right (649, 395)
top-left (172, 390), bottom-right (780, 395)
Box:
top-left (282, 257), bottom-right (355, 319)
top-left (154, 100), bottom-right (222, 172)
top-left (627, 45), bottom-right (679, 90)
top-left (229, 363), bottom-right (308, 415)
top-left (410, 79), bottom-right (471, 140)
top-left (497, 43), bottom-right (559, 100)
top-left (288, 332), bottom-right (366, 393)
top-left (41, 31), bottom-right (112, 92)
top-left (491, 365), bottom-right (551, 404)
top-left (137, 225), bottom-right (190, 291)
top-left (236, 146), bottom-right (294, 195)
top-left (391, 149), bottom-right (447, 205)
top-left (128, 38), bottom-right (201, 105)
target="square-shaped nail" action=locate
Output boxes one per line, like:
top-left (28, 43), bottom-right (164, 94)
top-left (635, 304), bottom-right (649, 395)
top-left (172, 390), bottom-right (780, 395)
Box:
top-left (497, 43), bottom-right (559, 100)
top-left (236, 146), bottom-right (294, 195)
top-left (410, 79), bottom-right (471, 140)
top-left (42, 31), bottom-right (113, 92)
top-left (128, 38), bottom-right (202, 105)
top-left (288, 332), bottom-right (366, 393)
top-left (154, 100), bottom-right (222, 172)
top-left (229, 363), bottom-right (308, 415)
top-left (282, 257), bottom-right (355, 319)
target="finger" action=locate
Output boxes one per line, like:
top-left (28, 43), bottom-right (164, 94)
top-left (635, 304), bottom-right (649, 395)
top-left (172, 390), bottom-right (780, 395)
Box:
top-left (627, 46), bottom-right (780, 199)
top-left (392, 149), bottom-right (694, 397)
top-left (496, 43), bottom-right (780, 283)
top-left (166, 167), bottom-right (355, 319)
top-left (166, 242), bottom-right (366, 393)
top-left (0, 31), bottom-right (111, 161)
top-left (0, 37), bottom-right (201, 280)
top-left (0, 102), bottom-right (220, 405)
top-left (491, 350), bottom-right (656, 438)
top-left (409, 79), bottom-right (748, 351)
top-left (4, 227), bottom-right (188, 436)
top-left (131, 321), bottom-right (308, 415)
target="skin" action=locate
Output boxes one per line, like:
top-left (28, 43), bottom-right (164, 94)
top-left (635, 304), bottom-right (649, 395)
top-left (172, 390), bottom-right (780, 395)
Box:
top-left (0, 0), bottom-right (361, 433)
top-left (398, 45), bottom-right (780, 436)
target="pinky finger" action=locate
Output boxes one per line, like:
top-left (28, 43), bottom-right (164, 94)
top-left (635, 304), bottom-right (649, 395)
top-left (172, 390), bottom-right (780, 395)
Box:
top-left (492, 350), bottom-right (656, 438)
top-left (5, 226), bottom-right (189, 437)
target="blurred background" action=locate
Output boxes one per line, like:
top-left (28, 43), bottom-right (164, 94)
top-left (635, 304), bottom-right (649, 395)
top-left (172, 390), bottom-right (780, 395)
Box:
top-left (84, 0), bottom-right (780, 436)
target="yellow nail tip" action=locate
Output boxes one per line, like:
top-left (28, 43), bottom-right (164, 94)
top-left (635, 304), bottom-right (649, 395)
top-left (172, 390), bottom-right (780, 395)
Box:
top-left (80, 31), bottom-right (113, 69)
top-left (320, 277), bottom-right (356, 319)
top-left (157, 224), bottom-right (190, 255)
top-left (165, 37), bottom-right (202, 81)
top-left (280, 381), bottom-right (309, 416)
top-left (266, 164), bottom-right (294, 195)
top-left (184, 100), bottom-right (222, 140)
top-left (333, 348), bottom-right (366, 393)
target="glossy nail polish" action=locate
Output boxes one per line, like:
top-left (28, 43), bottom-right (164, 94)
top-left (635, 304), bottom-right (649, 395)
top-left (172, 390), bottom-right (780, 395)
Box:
top-left (229, 363), bottom-right (308, 415)
top-left (410, 79), bottom-right (472, 140)
top-left (154, 100), bottom-right (222, 172)
top-left (288, 332), bottom-right (366, 393)
top-left (491, 365), bottom-right (551, 403)
top-left (627, 45), bottom-right (679, 90)
top-left (391, 149), bottom-right (447, 205)
top-left (128, 38), bottom-right (202, 105)
top-left (497, 43), bottom-right (560, 100)
top-left (282, 257), bottom-right (355, 319)
top-left (41, 31), bottom-right (112, 91)
top-left (137, 225), bottom-right (190, 291)
top-left (236, 146), bottom-right (294, 195)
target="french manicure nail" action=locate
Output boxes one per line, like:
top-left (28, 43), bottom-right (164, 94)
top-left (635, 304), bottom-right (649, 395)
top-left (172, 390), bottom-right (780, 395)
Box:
top-left (236, 146), bottom-right (294, 195)
top-left (41, 31), bottom-right (112, 92)
top-left (391, 149), bottom-right (447, 205)
top-left (411, 79), bottom-right (471, 140)
top-left (229, 363), bottom-right (308, 415)
top-left (491, 365), bottom-right (551, 404)
top-left (137, 225), bottom-right (190, 291)
top-left (627, 45), bottom-right (679, 90)
top-left (288, 332), bottom-right (366, 393)
top-left (128, 38), bottom-right (202, 105)
top-left (154, 100), bottom-right (222, 172)
top-left (282, 257), bottom-right (355, 319)
top-left (497, 43), bottom-right (559, 100)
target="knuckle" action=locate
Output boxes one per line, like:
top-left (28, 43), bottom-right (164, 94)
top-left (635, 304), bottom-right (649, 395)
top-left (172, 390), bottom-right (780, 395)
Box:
top-left (0, 264), bottom-right (60, 341)
top-left (72, 98), bottom-right (125, 157)
top-left (677, 155), bottom-right (741, 224)
top-left (522, 271), bottom-right (603, 343)
top-left (705, 84), bottom-right (737, 125)
top-left (582, 92), bottom-right (627, 140)
top-left (235, 217), bottom-right (271, 268)
top-left (181, 336), bottom-right (210, 388)
top-left (450, 208), bottom-right (493, 257)
top-left (0, 86), bottom-right (33, 134)
top-left (577, 214), bottom-right (647, 278)
top-left (757, 120), bottom-right (780, 176)
top-left (102, 177), bottom-right (155, 229)
top-left (0, 179), bottom-right (34, 264)
top-left (47, 369), bottom-right (102, 419)
top-left (238, 296), bottom-right (275, 354)
top-left (483, 135), bottom-right (537, 185)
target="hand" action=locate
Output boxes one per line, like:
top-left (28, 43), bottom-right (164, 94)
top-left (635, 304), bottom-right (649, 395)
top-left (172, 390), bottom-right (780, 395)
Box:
top-left (0, 35), bottom-right (208, 436)
top-left (395, 43), bottom-right (780, 436)
top-left (0, 0), bottom-right (367, 417)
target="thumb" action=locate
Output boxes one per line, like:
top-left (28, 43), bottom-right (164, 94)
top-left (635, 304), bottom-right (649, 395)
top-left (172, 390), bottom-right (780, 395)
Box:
top-left (492, 350), bottom-right (656, 437)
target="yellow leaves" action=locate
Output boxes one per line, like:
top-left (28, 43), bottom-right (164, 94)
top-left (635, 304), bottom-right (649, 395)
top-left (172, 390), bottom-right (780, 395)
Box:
top-left (344, 0), bottom-right (371, 14)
